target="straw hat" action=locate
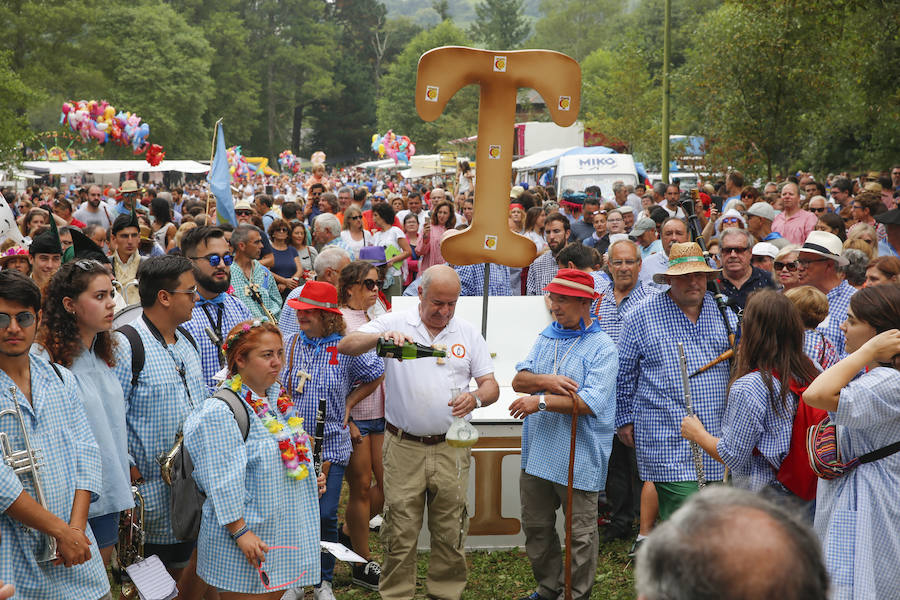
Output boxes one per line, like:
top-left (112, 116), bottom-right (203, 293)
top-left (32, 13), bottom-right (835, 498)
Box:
top-left (798, 231), bottom-right (848, 267)
top-left (652, 242), bottom-right (721, 283)
top-left (119, 180), bottom-right (143, 194)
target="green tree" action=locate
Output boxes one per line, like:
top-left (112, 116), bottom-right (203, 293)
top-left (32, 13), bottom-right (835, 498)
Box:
top-left (529, 0), bottom-right (623, 62)
top-left (0, 51), bottom-right (34, 169)
top-left (432, 0), bottom-right (451, 22)
top-left (582, 45), bottom-right (660, 165)
top-left (377, 21), bottom-right (478, 152)
top-left (470, 0), bottom-right (531, 49)
top-left (81, 3), bottom-right (214, 158)
top-left (677, 2), bottom-right (831, 179)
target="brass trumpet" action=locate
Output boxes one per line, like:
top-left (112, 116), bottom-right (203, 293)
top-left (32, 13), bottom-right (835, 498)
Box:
top-left (0, 386), bottom-right (59, 562)
top-left (113, 486), bottom-right (145, 600)
top-left (157, 431), bottom-right (184, 486)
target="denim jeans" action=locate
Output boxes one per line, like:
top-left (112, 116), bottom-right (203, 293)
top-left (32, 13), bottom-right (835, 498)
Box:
top-left (319, 463), bottom-right (346, 582)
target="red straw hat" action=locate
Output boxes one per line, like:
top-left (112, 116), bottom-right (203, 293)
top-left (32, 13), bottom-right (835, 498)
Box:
top-left (286, 280), bottom-right (342, 314)
top-left (542, 268), bottom-right (599, 299)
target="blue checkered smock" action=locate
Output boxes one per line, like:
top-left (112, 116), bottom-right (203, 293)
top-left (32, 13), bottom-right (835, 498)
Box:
top-left (815, 280), bottom-right (856, 358)
top-left (183, 294), bottom-right (252, 394)
top-left (616, 291), bottom-right (737, 482)
top-left (184, 383), bottom-right (320, 593)
top-left (112, 319), bottom-right (206, 545)
top-left (280, 332), bottom-right (384, 467)
top-left (230, 260), bottom-right (283, 321)
top-left (515, 326), bottom-right (618, 492)
top-left (593, 281), bottom-right (653, 345)
top-left (716, 372), bottom-right (795, 493)
top-left (0, 356), bottom-right (110, 600)
top-left (803, 328), bottom-right (840, 371)
top-left (454, 263), bottom-right (513, 296)
top-left (814, 367), bottom-right (900, 600)
top-left (526, 251), bottom-right (558, 296)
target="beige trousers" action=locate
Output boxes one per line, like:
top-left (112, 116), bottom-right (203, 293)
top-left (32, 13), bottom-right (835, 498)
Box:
top-left (378, 431), bottom-right (470, 600)
top-left (519, 471), bottom-right (600, 600)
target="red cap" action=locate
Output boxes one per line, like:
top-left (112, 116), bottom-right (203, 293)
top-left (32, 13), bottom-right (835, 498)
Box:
top-left (286, 281), bottom-right (343, 314)
top-left (542, 268), bottom-right (599, 299)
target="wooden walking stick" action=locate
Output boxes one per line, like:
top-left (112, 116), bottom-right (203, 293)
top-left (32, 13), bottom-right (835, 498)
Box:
top-left (564, 392), bottom-right (578, 600)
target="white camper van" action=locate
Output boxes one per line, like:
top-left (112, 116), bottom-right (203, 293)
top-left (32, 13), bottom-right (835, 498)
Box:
top-left (556, 152), bottom-right (639, 200)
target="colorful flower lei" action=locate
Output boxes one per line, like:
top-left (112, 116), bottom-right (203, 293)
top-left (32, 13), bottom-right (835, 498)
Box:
top-left (228, 374), bottom-right (312, 480)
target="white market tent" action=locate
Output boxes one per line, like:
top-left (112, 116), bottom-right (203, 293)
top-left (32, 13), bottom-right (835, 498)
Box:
top-left (511, 147), bottom-right (577, 173)
top-left (22, 159), bottom-right (210, 176)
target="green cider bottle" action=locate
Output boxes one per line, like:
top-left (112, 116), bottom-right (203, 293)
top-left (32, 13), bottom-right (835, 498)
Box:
top-left (376, 338), bottom-right (447, 360)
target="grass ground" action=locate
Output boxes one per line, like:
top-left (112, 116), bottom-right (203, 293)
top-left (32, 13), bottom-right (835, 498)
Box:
top-left (112, 481), bottom-right (637, 599)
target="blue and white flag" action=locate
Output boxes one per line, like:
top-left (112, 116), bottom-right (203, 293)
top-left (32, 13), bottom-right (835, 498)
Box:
top-left (208, 122), bottom-right (236, 227)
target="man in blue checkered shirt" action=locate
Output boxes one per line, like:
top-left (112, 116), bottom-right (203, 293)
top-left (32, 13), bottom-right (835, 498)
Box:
top-left (510, 269), bottom-right (618, 600)
top-left (180, 227), bottom-right (251, 393)
top-left (616, 242), bottom-right (737, 524)
top-left (526, 213), bottom-right (570, 297)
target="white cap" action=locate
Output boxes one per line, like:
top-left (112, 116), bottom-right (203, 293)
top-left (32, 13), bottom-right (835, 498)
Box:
top-left (751, 242), bottom-right (779, 259)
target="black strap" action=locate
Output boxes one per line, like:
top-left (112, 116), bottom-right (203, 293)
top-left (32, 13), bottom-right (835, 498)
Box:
top-left (49, 362), bottom-right (64, 382)
top-left (200, 304), bottom-right (225, 367)
top-left (859, 441), bottom-right (900, 464)
top-left (116, 324), bottom-right (144, 388)
top-left (142, 314), bottom-right (197, 409)
top-left (212, 388), bottom-right (250, 442)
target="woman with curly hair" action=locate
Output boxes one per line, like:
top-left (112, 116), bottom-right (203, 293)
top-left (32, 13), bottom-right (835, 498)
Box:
top-left (280, 281), bottom-right (385, 598)
top-left (35, 259), bottom-right (132, 565)
top-left (184, 320), bottom-right (323, 598)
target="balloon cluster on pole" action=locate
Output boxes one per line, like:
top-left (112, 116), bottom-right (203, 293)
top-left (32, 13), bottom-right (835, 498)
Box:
top-left (59, 100), bottom-right (165, 166)
top-left (371, 130), bottom-right (416, 164)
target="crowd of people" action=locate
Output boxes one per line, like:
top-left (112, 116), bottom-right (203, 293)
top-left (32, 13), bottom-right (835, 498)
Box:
top-left (0, 162), bottom-right (898, 600)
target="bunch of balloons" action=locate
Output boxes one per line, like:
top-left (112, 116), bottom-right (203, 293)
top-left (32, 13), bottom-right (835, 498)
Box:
top-left (371, 131), bottom-right (416, 164)
top-left (278, 150), bottom-right (300, 173)
top-left (227, 146), bottom-right (250, 182)
top-left (60, 100), bottom-right (164, 165)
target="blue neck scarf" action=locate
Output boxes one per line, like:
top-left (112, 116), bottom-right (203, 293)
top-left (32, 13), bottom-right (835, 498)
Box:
top-left (299, 330), bottom-right (342, 353)
top-left (195, 292), bottom-right (228, 306)
top-left (541, 318), bottom-right (601, 339)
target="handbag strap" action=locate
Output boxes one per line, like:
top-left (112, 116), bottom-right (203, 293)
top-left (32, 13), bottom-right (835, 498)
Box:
top-left (859, 440), bottom-right (900, 464)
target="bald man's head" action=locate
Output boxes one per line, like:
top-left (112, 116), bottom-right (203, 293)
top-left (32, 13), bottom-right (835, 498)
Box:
top-left (635, 487), bottom-right (828, 600)
top-left (418, 265), bottom-right (461, 332)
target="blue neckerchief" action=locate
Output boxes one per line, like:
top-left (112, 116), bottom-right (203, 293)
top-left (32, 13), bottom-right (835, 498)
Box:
top-left (195, 292), bottom-right (228, 306)
top-left (540, 318), bottom-right (602, 339)
top-left (299, 330), bottom-right (342, 354)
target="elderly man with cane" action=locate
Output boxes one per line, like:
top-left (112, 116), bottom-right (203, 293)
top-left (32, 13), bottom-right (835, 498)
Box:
top-left (509, 269), bottom-right (618, 600)
top-left (616, 243), bottom-right (737, 534)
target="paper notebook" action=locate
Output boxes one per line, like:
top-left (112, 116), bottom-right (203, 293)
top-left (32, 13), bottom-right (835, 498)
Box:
top-left (125, 554), bottom-right (178, 600)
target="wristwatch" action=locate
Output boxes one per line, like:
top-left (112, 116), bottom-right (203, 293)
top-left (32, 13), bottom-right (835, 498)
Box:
top-left (537, 395), bottom-right (547, 411)
top-left (473, 393), bottom-right (482, 409)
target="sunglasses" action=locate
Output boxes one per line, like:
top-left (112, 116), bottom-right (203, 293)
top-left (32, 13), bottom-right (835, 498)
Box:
top-left (359, 278), bottom-right (378, 291)
top-left (235, 210), bottom-right (253, 216)
top-left (720, 246), bottom-right (749, 255)
top-left (774, 260), bottom-right (800, 271)
top-left (190, 253), bottom-right (234, 267)
top-left (810, 206), bottom-right (827, 213)
top-left (273, 228), bottom-right (288, 233)
top-left (721, 217), bottom-right (741, 224)
top-left (348, 215), bottom-right (362, 220)
top-left (0, 311), bottom-right (35, 330)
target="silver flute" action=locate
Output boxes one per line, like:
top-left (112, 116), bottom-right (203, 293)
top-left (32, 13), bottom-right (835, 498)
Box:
top-left (0, 386), bottom-right (59, 561)
top-left (677, 343), bottom-right (707, 488)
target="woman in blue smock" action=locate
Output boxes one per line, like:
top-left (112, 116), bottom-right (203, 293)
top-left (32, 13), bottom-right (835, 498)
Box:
top-left (37, 258), bottom-right (134, 565)
top-left (184, 320), bottom-right (323, 598)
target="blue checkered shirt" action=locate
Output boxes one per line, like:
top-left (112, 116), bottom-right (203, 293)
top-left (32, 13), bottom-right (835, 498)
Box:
top-left (183, 295), bottom-right (252, 394)
top-left (184, 383), bottom-right (320, 593)
top-left (617, 292), bottom-right (737, 482)
top-left (814, 367), bottom-right (900, 600)
top-left (715, 372), bottom-right (795, 493)
top-left (526, 251), bottom-right (558, 295)
top-left (230, 260), bottom-right (283, 321)
top-left (278, 283), bottom-right (305, 339)
top-left (593, 281), bottom-right (652, 345)
top-left (803, 328), bottom-right (840, 371)
top-left (454, 263), bottom-right (513, 296)
top-left (516, 326), bottom-right (618, 491)
top-left (0, 356), bottom-right (110, 599)
top-left (280, 332), bottom-right (384, 467)
top-left (112, 318), bottom-right (207, 544)
top-left (816, 280), bottom-right (856, 358)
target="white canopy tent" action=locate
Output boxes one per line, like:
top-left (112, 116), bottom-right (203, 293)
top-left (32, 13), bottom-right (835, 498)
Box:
top-left (511, 147), bottom-right (577, 172)
top-left (22, 159), bottom-right (210, 175)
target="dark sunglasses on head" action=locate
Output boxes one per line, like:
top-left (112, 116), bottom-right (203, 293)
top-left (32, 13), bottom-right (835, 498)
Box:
top-left (0, 311), bottom-right (35, 330)
top-left (359, 278), bottom-right (378, 291)
top-left (190, 253), bottom-right (234, 267)
top-left (774, 260), bottom-right (799, 271)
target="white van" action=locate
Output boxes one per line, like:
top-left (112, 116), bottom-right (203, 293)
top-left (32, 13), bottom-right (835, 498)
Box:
top-left (556, 153), bottom-right (639, 200)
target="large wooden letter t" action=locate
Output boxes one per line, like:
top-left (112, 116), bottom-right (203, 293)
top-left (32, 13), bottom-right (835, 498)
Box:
top-left (416, 47), bottom-right (581, 268)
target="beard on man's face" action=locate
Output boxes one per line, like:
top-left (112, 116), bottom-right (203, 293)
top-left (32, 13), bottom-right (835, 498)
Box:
top-left (194, 268), bottom-right (231, 294)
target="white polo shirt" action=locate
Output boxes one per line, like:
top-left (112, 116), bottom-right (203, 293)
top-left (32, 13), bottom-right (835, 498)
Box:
top-left (358, 307), bottom-right (494, 436)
